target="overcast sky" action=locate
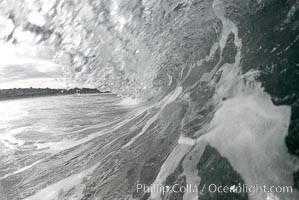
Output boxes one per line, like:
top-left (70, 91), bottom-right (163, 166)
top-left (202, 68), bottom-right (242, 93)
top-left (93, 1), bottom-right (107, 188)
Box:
top-left (0, 43), bottom-right (89, 89)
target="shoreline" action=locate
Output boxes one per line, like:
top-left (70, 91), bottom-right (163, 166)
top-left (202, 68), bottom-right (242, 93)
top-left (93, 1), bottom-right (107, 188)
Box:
top-left (0, 88), bottom-right (110, 101)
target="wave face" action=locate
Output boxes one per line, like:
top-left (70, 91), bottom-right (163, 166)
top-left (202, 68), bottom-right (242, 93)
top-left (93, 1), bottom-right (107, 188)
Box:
top-left (1, 0), bottom-right (299, 200)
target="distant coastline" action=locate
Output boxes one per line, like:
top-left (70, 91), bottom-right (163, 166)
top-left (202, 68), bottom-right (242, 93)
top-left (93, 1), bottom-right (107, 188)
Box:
top-left (0, 88), bottom-right (110, 101)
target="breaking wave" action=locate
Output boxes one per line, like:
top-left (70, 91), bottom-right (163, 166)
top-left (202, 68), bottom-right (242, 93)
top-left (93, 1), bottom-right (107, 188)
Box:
top-left (1, 0), bottom-right (299, 200)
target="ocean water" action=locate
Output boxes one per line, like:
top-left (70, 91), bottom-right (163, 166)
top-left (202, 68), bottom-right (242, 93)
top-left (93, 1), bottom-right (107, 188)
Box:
top-left (0, 94), bottom-right (139, 199)
top-left (1, 0), bottom-right (299, 199)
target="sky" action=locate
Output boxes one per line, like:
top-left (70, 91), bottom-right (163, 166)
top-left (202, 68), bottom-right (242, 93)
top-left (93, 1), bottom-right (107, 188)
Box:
top-left (0, 4), bottom-right (95, 90)
top-left (0, 43), bottom-right (90, 89)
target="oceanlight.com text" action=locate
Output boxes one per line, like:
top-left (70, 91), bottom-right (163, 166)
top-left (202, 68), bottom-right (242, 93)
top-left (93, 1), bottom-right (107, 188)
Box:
top-left (136, 183), bottom-right (293, 196)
